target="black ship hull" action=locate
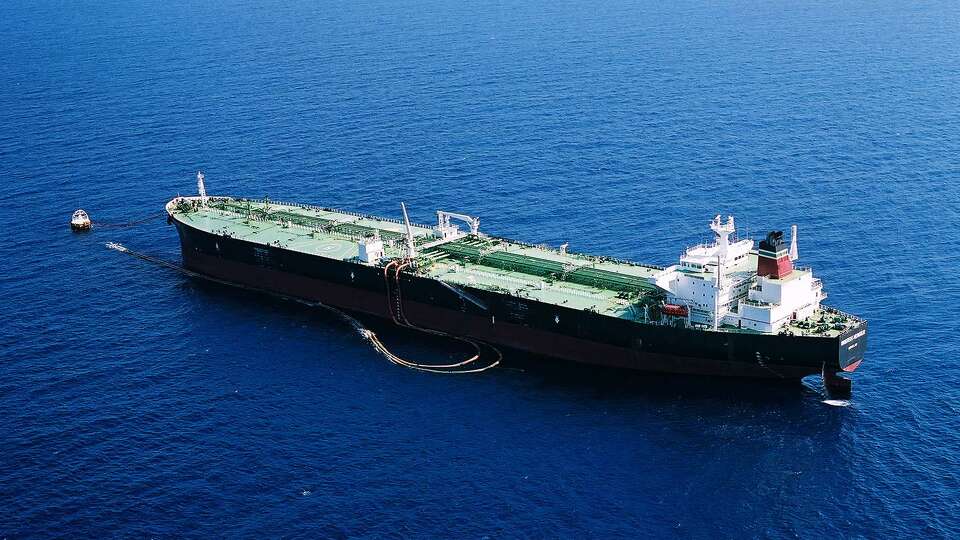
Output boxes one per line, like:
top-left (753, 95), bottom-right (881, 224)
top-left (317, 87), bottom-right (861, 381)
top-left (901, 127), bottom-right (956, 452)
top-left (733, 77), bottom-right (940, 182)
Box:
top-left (172, 220), bottom-right (867, 381)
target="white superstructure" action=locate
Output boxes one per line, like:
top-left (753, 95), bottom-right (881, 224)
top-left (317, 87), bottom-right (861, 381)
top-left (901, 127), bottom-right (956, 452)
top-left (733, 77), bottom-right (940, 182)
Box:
top-left (358, 233), bottom-right (385, 264)
top-left (651, 215), bottom-right (825, 334)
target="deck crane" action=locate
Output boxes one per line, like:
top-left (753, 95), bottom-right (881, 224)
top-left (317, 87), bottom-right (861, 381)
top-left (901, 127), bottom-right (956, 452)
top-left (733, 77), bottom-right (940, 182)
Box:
top-left (436, 210), bottom-right (480, 236)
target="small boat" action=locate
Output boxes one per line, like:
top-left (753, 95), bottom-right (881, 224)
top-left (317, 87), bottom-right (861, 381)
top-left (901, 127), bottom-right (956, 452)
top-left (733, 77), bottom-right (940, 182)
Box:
top-left (71, 209), bottom-right (91, 231)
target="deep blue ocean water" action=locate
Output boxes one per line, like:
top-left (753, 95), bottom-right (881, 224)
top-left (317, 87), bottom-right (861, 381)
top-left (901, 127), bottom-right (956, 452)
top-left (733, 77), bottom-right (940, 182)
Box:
top-left (2, 0), bottom-right (959, 537)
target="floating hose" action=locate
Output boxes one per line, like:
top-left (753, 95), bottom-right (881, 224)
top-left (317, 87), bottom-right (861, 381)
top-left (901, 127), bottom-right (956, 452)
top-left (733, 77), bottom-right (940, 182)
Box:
top-left (381, 259), bottom-right (502, 371)
top-left (91, 212), bottom-right (167, 230)
top-left (105, 243), bottom-right (500, 374)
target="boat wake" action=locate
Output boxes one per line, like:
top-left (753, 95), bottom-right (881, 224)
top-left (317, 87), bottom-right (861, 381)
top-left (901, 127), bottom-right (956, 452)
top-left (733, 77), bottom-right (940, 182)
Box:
top-left (822, 399), bottom-right (851, 407)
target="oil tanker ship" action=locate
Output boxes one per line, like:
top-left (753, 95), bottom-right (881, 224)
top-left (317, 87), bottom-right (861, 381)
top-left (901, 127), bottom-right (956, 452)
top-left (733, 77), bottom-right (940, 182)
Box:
top-left (166, 173), bottom-right (867, 392)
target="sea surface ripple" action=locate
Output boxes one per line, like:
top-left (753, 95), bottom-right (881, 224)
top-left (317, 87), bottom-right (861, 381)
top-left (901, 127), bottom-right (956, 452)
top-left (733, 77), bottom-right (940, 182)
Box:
top-left (1, 0), bottom-right (959, 537)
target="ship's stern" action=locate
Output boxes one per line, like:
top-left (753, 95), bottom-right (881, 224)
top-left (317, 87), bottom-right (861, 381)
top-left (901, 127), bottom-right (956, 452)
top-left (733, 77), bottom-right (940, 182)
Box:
top-left (821, 320), bottom-right (867, 397)
top-left (838, 320), bottom-right (868, 373)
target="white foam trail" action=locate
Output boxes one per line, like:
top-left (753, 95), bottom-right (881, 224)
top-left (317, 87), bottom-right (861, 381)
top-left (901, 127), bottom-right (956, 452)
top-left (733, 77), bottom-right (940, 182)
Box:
top-left (822, 399), bottom-right (851, 407)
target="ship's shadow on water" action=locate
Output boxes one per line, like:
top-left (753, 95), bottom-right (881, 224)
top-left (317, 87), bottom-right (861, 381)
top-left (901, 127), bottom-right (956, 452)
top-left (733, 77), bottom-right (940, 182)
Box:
top-left (182, 277), bottom-right (840, 409)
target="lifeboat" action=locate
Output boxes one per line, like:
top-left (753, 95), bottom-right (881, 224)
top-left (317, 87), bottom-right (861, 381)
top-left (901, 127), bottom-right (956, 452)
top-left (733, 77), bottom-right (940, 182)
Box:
top-left (661, 303), bottom-right (688, 317)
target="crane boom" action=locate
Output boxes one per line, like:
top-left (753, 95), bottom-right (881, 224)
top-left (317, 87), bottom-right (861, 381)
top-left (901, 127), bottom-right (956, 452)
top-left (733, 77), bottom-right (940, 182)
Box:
top-left (437, 210), bottom-right (480, 235)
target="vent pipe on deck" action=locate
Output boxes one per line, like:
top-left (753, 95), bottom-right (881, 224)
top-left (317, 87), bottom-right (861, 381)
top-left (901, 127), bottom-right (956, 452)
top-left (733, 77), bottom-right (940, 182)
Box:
top-left (789, 224), bottom-right (799, 261)
top-left (401, 202), bottom-right (417, 261)
top-left (196, 171), bottom-right (208, 206)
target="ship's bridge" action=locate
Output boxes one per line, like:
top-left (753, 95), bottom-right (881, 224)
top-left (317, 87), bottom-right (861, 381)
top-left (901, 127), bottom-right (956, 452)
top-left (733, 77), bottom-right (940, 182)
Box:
top-left (678, 215), bottom-right (754, 270)
top-left (652, 215), bottom-right (830, 335)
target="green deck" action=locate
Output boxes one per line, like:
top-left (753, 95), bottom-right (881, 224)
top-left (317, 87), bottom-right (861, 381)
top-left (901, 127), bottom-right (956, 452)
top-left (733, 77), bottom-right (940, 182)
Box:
top-left (428, 238), bottom-right (658, 293)
top-left (172, 197), bottom-right (436, 260)
top-left (168, 196), bottom-right (858, 336)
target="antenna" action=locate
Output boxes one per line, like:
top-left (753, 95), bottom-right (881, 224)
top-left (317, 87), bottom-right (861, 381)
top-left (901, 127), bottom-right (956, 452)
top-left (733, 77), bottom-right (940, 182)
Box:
top-left (709, 214), bottom-right (735, 261)
top-left (196, 171), bottom-right (208, 205)
top-left (789, 224), bottom-right (799, 261)
top-left (401, 202), bottom-right (416, 260)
